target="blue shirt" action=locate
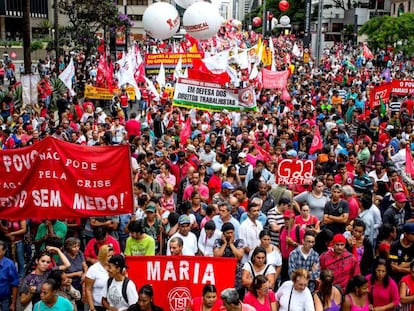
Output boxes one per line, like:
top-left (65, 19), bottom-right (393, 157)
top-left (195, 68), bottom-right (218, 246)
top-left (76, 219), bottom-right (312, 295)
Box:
top-left (212, 215), bottom-right (240, 239)
top-left (0, 256), bottom-right (19, 299)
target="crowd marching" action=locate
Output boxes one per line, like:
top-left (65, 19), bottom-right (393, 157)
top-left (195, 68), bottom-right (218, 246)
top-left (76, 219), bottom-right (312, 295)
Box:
top-left (0, 30), bottom-right (414, 311)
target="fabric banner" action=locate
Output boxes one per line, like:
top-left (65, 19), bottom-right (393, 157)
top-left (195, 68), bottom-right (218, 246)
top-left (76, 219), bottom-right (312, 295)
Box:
top-left (369, 83), bottom-right (392, 108)
top-left (21, 74), bottom-right (40, 107)
top-left (0, 137), bottom-right (133, 220)
top-left (173, 78), bottom-right (256, 112)
top-left (261, 69), bottom-right (289, 90)
top-left (84, 85), bottom-right (135, 100)
top-left (390, 80), bottom-right (414, 96)
top-left (126, 256), bottom-right (237, 311)
top-left (145, 53), bottom-right (203, 66)
top-left (275, 159), bottom-right (315, 185)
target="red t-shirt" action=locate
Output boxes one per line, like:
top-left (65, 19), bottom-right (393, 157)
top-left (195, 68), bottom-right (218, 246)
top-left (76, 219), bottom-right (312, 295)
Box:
top-left (84, 235), bottom-right (121, 260)
top-left (208, 175), bottom-right (222, 198)
top-left (125, 119), bottom-right (141, 139)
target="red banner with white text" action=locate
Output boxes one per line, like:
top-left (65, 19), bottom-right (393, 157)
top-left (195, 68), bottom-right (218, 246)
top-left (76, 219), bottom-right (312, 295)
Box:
top-left (369, 83), bottom-right (392, 108)
top-left (126, 256), bottom-right (237, 311)
top-left (275, 159), bottom-right (315, 185)
top-left (391, 80), bottom-right (414, 96)
top-left (0, 137), bottom-right (133, 219)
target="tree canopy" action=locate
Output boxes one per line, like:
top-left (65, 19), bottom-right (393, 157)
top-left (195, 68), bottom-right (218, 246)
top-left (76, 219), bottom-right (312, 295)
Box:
top-left (359, 13), bottom-right (414, 56)
top-left (58, 0), bottom-right (132, 63)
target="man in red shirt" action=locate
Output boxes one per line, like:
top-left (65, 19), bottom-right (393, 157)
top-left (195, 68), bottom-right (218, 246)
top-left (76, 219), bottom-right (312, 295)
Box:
top-left (84, 227), bottom-right (120, 265)
top-left (124, 112), bottom-right (141, 141)
top-left (119, 88), bottom-right (129, 120)
top-left (208, 163), bottom-right (222, 200)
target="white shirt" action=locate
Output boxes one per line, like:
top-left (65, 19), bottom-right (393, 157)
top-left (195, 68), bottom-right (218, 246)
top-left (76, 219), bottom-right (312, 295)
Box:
top-left (85, 262), bottom-right (109, 307)
top-left (276, 280), bottom-right (315, 311)
top-left (198, 229), bottom-right (222, 256)
top-left (239, 217), bottom-right (263, 263)
top-left (167, 231), bottom-right (198, 256)
top-left (101, 278), bottom-right (139, 310)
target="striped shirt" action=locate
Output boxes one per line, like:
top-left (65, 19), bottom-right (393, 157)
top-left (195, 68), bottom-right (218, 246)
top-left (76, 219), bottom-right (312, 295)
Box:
top-left (266, 207), bottom-right (285, 246)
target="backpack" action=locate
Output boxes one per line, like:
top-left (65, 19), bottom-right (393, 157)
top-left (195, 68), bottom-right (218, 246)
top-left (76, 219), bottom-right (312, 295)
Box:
top-left (107, 277), bottom-right (130, 304)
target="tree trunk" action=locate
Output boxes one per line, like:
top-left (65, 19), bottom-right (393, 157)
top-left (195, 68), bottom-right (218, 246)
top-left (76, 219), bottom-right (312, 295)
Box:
top-left (23, 0), bottom-right (31, 74)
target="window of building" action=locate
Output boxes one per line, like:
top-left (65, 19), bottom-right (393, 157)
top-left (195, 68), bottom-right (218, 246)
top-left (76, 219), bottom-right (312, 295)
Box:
top-left (129, 14), bottom-right (143, 21)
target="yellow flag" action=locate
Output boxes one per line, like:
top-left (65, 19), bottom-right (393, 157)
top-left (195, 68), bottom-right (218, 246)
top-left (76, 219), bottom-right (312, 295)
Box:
top-left (190, 43), bottom-right (198, 53)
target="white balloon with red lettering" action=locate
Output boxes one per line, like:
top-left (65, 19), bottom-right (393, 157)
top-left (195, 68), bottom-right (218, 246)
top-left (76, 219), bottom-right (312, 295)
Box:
top-left (183, 2), bottom-right (222, 40)
top-left (142, 2), bottom-right (180, 40)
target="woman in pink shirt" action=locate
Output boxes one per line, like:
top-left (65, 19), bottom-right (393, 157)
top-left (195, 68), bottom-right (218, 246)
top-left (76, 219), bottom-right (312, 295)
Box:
top-left (367, 257), bottom-right (400, 311)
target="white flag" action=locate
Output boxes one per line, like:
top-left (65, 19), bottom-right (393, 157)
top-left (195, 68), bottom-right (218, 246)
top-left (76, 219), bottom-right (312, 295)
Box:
top-left (173, 57), bottom-right (183, 81)
top-left (156, 63), bottom-right (166, 88)
top-left (58, 58), bottom-right (75, 90)
top-left (143, 76), bottom-right (160, 101)
top-left (292, 43), bottom-right (301, 58)
top-left (268, 37), bottom-right (276, 71)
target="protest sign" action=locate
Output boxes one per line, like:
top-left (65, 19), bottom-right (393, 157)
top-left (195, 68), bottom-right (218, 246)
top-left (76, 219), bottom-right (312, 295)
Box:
top-left (126, 256), bottom-right (237, 311)
top-left (0, 137), bottom-right (133, 219)
top-left (173, 78), bottom-right (256, 111)
top-left (275, 159), bottom-right (315, 185)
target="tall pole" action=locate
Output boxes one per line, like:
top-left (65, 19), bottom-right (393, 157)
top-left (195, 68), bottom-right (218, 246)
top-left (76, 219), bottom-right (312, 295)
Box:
top-left (262, 0), bottom-right (267, 37)
top-left (23, 0), bottom-right (31, 74)
top-left (124, 0), bottom-right (128, 52)
top-left (54, 0), bottom-right (59, 64)
top-left (316, 0), bottom-right (323, 68)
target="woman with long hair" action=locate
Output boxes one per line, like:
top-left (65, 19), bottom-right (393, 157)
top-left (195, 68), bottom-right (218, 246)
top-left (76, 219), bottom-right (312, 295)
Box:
top-left (313, 269), bottom-right (342, 311)
top-left (20, 246), bottom-right (71, 308)
top-left (224, 164), bottom-right (243, 188)
top-left (241, 247), bottom-right (276, 293)
top-left (258, 230), bottom-right (282, 284)
top-left (128, 284), bottom-right (164, 311)
top-left (185, 284), bottom-right (223, 311)
top-left (367, 257), bottom-right (399, 311)
top-left (342, 275), bottom-right (370, 311)
top-left (243, 275), bottom-right (276, 311)
top-left (84, 244), bottom-right (114, 311)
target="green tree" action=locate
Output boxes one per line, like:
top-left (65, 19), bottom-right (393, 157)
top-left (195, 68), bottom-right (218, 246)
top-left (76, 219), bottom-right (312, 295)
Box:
top-left (59, 0), bottom-right (132, 68)
top-left (359, 13), bottom-right (414, 55)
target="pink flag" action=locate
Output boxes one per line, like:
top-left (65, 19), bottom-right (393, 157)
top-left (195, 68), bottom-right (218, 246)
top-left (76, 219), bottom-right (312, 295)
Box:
top-left (406, 146), bottom-right (414, 176)
top-left (363, 44), bottom-right (374, 60)
top-left (180, 118), bottom-right (192, 146)
top-left (309, 126), bottom-right (323, 154)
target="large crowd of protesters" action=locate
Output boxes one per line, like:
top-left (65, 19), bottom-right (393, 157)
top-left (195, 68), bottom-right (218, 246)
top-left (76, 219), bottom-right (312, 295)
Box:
top-left (0, 33), bottom-right (414, 311)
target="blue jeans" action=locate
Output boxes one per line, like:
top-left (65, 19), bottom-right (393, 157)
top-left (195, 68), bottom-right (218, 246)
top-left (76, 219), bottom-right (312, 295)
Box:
top-left (15, 240), bottom-right (25, 279)
top-left (0, 297), bottom-right (10, 311)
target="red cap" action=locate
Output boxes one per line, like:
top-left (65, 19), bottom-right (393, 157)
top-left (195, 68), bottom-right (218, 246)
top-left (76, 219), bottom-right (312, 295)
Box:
top-left (394, 192), bottom-right (408, 203)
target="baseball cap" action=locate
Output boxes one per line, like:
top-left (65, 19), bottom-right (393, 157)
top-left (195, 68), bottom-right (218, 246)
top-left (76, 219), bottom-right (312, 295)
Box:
top-left (178, 215), bottom-right (191, 225)
top-left (238, 152), bottom-right (247, 158)
top-left (222, 181), bottom-right (235, 190)
top-left (403, 223), bottom-right (414, 234)
top-left (279, 197), bottom-right (291, 205)
top-left (286, 149), bottom-right (298, 157)
top-left (145, 203), bottom-right (156, 213)
top-left (155, 151), bottom-right (163, 157)
top-left (212, 163), bottom-right (222, 173)
top-left (109, 254), bottom-right (126, 269)
top-left (332, 233), bottom-right (346, 244)
top-left (394, 192), bottom-right (408, 203)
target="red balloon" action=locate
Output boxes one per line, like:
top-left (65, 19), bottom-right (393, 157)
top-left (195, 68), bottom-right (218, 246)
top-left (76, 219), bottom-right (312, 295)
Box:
top-left (279, 0), bottom-right (289, 11)
top-left (252, 17), bottom-right (262, 27)
top-left (10, 52), bottom-right (16, 59)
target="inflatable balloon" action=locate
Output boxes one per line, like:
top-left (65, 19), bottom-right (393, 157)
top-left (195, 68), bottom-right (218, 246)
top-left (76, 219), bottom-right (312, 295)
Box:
top-left (183, 2), bottom-right (222, 40)
top-left (10, 52), bottom-right (16, 59)
top-left (279, 0), bottom-right (290, 11)
top-left (279, 15), bottom-right (291, 26)
top-left (252, 17), bottom-right (262, 27)
top-left (175, 0), bottom-right (197, 9)
top-left (142, 2), bottom-right (180, 40)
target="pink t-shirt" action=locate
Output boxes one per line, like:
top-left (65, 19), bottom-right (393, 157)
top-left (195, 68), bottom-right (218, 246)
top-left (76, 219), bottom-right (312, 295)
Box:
top-left (243, 290), bottom-right (276, 311)
top-left (366, 274), bottom-right (400, 308)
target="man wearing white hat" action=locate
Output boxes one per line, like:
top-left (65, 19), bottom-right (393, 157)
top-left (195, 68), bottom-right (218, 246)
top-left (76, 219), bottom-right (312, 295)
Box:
top-left (95, 107), bottom-right (107, 124)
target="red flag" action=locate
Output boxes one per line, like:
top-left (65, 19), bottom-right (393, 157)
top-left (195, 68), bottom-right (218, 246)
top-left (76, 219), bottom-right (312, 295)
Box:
top-left (363, 44), bottom-right (374, 60)
top-left (106, 58), bottom-right (114, 93)
top-left (97, 39), bottom-right (105, 55)
top-left (185, 33), bottom-right (199, 51)
top-left (252, 141), bottom-right (272, 162)
top-left (96, 53), bottom-right (107, 87)
top-left (406, 146), bottom-right (414, 176)
top-left (309, 126), bottom-right (323, 154)
top-left (187, 58), bottom-right (230, 85)
top-left (180, 117), bottom-right (192, 146)
top-left (134, 62), bottom-right (145, 84)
